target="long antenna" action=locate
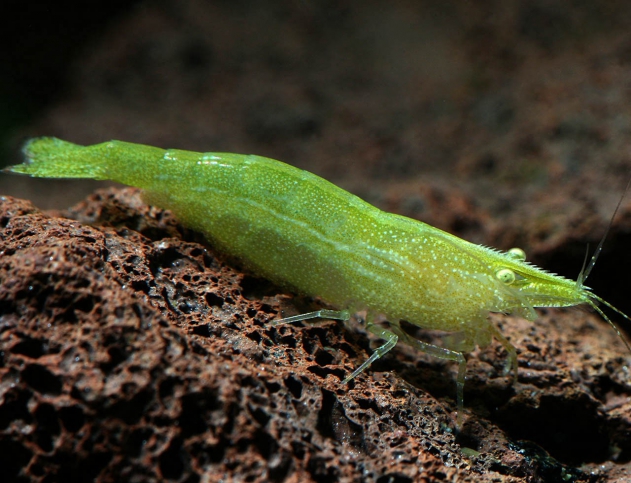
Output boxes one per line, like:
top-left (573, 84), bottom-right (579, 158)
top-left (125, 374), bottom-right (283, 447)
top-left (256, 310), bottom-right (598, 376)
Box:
top-left (578, 176), bottom-right (631, 286)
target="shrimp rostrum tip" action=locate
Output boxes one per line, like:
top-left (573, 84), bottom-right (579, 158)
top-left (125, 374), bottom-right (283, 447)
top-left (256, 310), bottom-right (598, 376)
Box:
top-left (6, 137), bottom-right (631, 423)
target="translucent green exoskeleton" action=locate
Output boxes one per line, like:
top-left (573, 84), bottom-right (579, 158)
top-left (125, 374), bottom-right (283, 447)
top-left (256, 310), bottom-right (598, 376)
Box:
top-left (6, 137), bottom-right (631, 425)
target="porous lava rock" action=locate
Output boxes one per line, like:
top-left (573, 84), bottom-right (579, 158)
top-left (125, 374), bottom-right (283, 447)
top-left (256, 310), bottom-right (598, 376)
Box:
top-left (1, 189), bottom-right (630, 482)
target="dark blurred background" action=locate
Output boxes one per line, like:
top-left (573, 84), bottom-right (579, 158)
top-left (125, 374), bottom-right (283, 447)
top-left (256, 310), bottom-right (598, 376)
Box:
top-left (4, 0), bottom-right (631, 282)
top-left (4, 0), bottom-right (631, 209)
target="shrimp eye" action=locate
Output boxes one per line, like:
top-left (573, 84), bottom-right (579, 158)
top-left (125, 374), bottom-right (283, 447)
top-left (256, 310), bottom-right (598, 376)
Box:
top-left (496, 268), bottom-right (516, 284)
top-left (507, 247), bottom-right (526, 261)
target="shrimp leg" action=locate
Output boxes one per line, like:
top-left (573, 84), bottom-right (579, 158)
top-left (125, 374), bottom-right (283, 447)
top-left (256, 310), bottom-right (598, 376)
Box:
top-left (272, 309), bottom-right (350, 326)
top-left (387, 324), bottom-right (467, 423)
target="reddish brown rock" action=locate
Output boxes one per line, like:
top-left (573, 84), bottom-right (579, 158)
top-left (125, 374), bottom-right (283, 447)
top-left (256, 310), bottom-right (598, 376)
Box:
top-left (1, 189), bottom-right (630, 482)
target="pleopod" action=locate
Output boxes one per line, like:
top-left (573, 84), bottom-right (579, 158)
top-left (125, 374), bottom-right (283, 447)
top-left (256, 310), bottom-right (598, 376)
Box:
top-left (6, 137), bottom-right (631, 423)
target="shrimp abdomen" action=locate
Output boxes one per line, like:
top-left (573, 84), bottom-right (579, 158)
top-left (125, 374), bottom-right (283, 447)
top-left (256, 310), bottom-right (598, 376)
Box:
top-left (9, 139), bottom-right (400, 306)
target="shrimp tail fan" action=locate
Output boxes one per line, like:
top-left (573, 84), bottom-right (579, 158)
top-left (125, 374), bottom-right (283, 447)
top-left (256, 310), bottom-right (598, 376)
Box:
top-left (5, 137), bottom-right (107, 180)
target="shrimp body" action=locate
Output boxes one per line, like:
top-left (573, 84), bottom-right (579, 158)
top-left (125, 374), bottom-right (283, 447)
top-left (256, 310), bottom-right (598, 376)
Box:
top-left (6, 138), bottom-right (626, 422)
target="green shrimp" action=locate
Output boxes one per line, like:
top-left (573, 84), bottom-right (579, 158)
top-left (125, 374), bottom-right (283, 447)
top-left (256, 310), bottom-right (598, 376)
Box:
top-left (5, 137), bottom-right (631, 424)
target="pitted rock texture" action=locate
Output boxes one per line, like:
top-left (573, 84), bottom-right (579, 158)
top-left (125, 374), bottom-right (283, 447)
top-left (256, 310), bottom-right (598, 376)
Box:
top-left (1, 189), bottom-right (631, 483)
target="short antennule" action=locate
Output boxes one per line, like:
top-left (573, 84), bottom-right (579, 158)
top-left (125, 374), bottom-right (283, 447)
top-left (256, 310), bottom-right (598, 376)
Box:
top-left (576, 244), bottom-right (590, 287)
top-left (578, 177), bottom-right (631, 286)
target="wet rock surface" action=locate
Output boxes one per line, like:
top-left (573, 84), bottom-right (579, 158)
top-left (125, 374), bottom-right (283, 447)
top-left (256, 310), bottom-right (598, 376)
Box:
top-left (1, 189), bottom-right (631, 482)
